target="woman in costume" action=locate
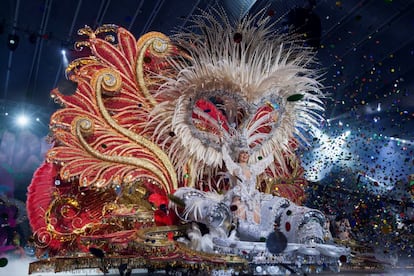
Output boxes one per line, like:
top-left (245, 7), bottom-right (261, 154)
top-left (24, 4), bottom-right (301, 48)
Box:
top-left (222, 144), bottom-right (274, 238)
top-left (221, 143), bottom-right (327, 244)
top-left (173, 143), bottom-right (328, 250)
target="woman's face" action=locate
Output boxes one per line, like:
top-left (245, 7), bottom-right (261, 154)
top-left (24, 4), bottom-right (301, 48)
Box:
top-left (238, 151), bottom-right (249, 163)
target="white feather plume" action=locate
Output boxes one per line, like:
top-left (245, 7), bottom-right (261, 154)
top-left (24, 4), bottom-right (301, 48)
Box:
top-left (147, 7), bottom-right (326, 184)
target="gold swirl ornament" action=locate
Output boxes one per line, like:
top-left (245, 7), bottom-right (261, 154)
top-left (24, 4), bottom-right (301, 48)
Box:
top-left (136, 32), bottom-right (171, 107)
top-left (44, 196), bottom-right (96, 241)
top-left (91, 68), bottom-right (122, 94)
top-left (92, 68), bottom-right (178, 191)
top-left (71, 116), bottom-right (169, 189)
top-left (65, 68), bottom-right (178, 191)
top-left (73, 116), bottom-right (95, 137)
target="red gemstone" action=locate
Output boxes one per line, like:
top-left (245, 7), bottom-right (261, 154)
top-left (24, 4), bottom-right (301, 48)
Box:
top-left (285, 222), bottom-right (291, 232)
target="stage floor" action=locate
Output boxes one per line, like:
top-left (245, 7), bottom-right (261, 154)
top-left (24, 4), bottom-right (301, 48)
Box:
top-left (5, 256), bottom-right (413, 276)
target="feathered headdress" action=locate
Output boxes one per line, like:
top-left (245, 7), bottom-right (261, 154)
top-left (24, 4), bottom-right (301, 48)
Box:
top-left (147, 7), bottom-right (325, 184)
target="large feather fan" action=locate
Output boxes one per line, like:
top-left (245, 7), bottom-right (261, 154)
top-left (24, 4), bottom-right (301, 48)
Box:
top-left (148, 8), bottom-right (325, 185)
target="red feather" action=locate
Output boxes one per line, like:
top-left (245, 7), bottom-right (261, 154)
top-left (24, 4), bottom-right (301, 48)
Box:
top-left (148, 193), bottom-right (169, 208)
top-left (194, 99), bottom-right (229, 131)
top-left (27, 162), bottom-right (57, 232)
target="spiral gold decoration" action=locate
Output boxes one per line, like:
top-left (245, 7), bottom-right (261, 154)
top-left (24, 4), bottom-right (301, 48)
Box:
top-left (135, 32), bottom-right (171, 107)
top-left (43, 194), bottom-right (104, 242)
top-left (33, 227), bottom-right (52, 249)
top-left (73, 116), bottom-right (171, 189)
top-left (91, 68), bottom-right (122, 94)
top-left (92, 68), bottom-right (178, 192)
top-left (71, 116), bottom-right (94, 137)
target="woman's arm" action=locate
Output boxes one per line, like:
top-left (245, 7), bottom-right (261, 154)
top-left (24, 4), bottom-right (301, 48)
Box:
top-left (250, 153), bottom-right (274, 175)
top-left (222, 144), bottom-right (239, 175)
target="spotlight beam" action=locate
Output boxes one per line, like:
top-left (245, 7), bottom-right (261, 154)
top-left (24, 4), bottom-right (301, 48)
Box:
top-left (16, 114), bottom-right (30, 127)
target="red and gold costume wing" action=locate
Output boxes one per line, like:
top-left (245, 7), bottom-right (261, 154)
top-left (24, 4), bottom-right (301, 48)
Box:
top-left (27, 26), bottom-right (185, 256)
top-left (48, 27), bottom-right (178, 192)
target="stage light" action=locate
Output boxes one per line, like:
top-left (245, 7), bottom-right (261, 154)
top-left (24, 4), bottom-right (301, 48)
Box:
top-left (61, 49), bottom-right (68, 67)
top-left (16, 114), bottom-right (29, 127)
top-left (7, 34), bottom-right (19, 51)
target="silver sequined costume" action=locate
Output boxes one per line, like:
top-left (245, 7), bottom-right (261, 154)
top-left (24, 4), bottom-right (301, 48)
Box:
top-left (221, 146), bottom-right (327, 243)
